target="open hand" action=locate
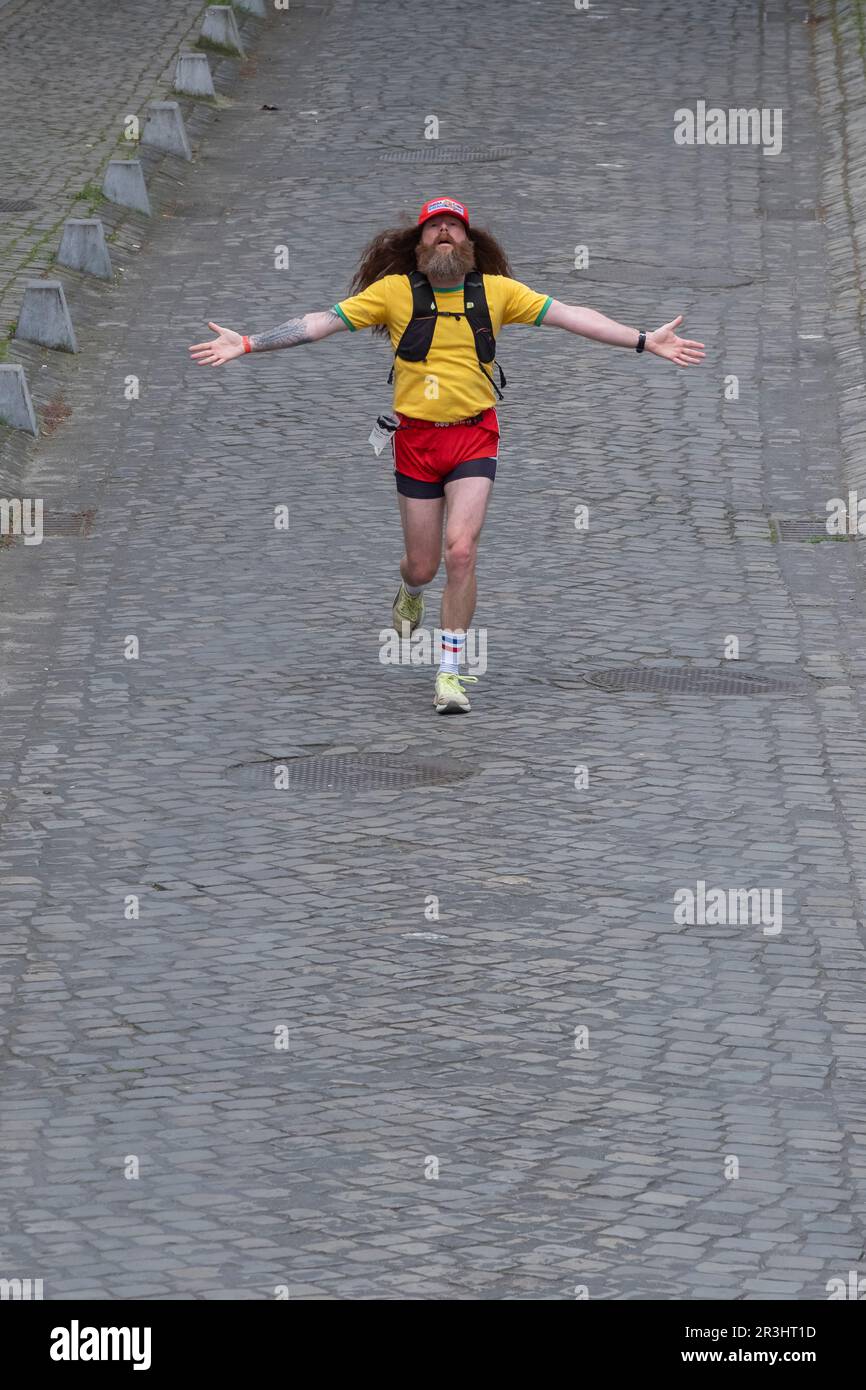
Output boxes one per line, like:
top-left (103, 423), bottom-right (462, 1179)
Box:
top-left (189, 322), bottom-right (245, 366)
top-left (647, 315), bottom-right (705, 367)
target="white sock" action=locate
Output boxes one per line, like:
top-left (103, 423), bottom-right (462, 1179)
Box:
top-left (402, 578), bottom-right (424, 596)
top-left (438, 629), bottom-right (466, 675)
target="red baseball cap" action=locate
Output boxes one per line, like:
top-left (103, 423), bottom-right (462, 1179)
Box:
top-left (418, 196), bottom-right (470, 228)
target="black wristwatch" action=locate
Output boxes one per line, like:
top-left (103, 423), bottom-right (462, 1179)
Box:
top-left (635, 331), bottom-right (647, 354)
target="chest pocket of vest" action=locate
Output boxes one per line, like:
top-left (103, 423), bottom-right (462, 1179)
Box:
top-left (470, 316), bottom-right (496, 366)
top-left (392, 306), bottom-right (437, 362)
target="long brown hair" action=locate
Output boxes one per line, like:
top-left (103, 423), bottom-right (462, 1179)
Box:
top-left (349, 222), bottom-right (513, 334)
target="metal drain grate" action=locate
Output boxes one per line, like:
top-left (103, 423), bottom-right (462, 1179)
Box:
top-left (578, 260), bottom-right (755, 290)
top-left (578, 666), bottom-right (812, 697)
top-left (42, 510), bottom-right (96, 537)
top-left (760, 204), bottom-right (821, 221)
top-left (226, 752), bottom-right (475, 791)
top-left (771, 516), bottom-right (855, 543)
top-left (0, 198), bottom-right (36, 213)
top-left (381, 146), bottom-right (524, 163)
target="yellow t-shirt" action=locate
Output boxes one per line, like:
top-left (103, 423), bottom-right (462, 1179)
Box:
top-left (333, 274), bottom-right (552, 422)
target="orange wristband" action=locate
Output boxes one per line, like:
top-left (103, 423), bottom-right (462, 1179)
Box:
top-left (242, 335), bottom-right (252, 353)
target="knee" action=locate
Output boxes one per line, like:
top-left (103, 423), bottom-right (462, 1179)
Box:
top-left (445, 533), bottom-right (477, 577)
top-left (405, 556), bottom-right (439, 586)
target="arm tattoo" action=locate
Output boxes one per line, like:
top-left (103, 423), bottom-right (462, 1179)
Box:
top-left (248, 309), bottom-right (342, 353)
top-left (249, 315), bottom-right (312, 352)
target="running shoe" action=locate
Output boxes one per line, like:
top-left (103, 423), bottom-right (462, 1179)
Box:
top-left (433, 672), bottom-right (477, 714)
top-left (392, 582), bottom-right (424, 634)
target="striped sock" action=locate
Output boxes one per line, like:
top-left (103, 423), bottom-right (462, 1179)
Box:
top-left (438, 629), bottom-right (466, 675)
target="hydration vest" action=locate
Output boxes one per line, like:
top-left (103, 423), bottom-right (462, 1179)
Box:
top-left (387, 270), bottom-right (507, 400)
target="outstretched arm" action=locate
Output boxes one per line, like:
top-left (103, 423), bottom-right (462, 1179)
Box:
top-left (189, 309), bottom-right (347, 366)
top-left (542, 300), bottom-right (705, 367)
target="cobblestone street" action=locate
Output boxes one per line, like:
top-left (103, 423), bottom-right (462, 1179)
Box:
top-left (0, 0), bottom-right (211, 325)
top-left (1, 0), bottom-right (866, 1300)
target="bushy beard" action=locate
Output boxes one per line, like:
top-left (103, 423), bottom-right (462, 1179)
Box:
top-left (416, 235), bottom-right (476, 283)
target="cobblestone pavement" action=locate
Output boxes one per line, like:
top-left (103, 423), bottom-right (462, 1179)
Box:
top-left (0, 0), bottom-right (212, 324)
top-left (1, 0), bottom-right (866, 1300)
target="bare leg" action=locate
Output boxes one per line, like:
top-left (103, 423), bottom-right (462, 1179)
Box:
top-left (397, 492), bottom-right (445, 588)
top-left (441, 476), bottom-right (493, 631)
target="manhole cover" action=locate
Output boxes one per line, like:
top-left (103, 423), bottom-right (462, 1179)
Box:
top-left (381, 146), bottom-right (524, 163)
top-left (574, 666), bottom-right (812, 697)
top-left (225, 752), bottom-right (475, 791)
top-left (771, 516), bottom-right (855, 542)
top-left (0, 198), bottom-right (36, 213)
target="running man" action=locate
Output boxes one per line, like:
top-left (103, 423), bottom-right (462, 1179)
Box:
top-left (189, 195), bottom-right (705, 713)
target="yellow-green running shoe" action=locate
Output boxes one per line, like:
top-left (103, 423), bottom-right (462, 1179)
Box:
top-left (433, 672), bottom-right (478, 714)
top-left (392, 581), bottom-right (424, 635)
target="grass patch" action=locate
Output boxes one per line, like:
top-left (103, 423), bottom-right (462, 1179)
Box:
top-left (73, 181), bottom-right (108, 218)
top-left (74, 181), bottom-right (105, 205)
top-left (195, 35), bottom-right (242, 57)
